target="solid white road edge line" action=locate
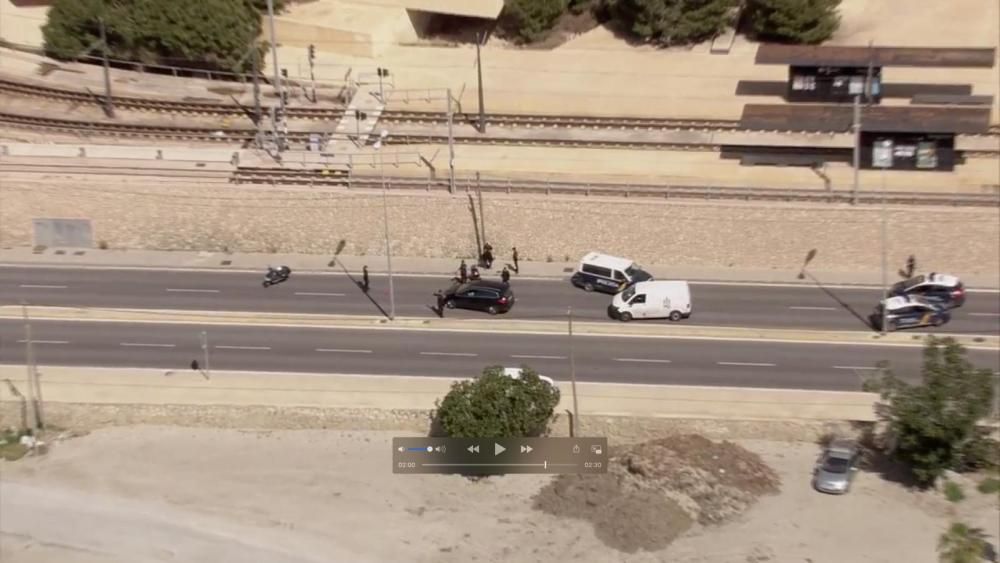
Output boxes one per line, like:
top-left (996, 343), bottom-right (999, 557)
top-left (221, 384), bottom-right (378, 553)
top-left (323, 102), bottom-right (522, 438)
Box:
top-left (969, 313), bottom-right (1000, 317)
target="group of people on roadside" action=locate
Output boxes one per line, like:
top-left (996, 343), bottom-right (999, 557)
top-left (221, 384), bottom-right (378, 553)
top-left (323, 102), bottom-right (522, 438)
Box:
top-left (452, 243), bottom-right (519, 285)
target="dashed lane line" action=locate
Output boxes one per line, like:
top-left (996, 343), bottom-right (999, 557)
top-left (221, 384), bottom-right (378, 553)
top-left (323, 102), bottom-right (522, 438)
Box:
top-left (615, 358), bottom-right (673, 364)
top-left (214, 345), bottom-right (271, 350)
top-left (788, 306), bottom-right (837, 311)
top-left (316, 348), bottom-right (372, 353)
top-left (120, 342), bottom-right (176, 348)
top-left (165, 288), bottom-right (220, 293)
top-left (832, 366), bottom-right (878, 370)
top-left (717, 361), bottom-right (777, 367)
top-left (19, 284), bottom-right (67, 289)
top-left (16, 339), bottom-right (69, 344)
top-left (420, 351), bottom-right (478, 357)
top-left (510, 354), bottom-right (567, 360)
top-left (296, 292), bottom-right (346, 297)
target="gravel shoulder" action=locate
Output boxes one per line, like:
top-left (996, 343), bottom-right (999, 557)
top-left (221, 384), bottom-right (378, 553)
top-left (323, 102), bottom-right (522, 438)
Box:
top-left (2, 426), bottom-right (997, 563)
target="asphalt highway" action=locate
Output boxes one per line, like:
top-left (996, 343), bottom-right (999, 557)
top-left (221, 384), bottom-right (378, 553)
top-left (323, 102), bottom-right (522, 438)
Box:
top-left (2, 267), bottom-right (999, 334)
top-left (1, 321), bottom-right (997, 391)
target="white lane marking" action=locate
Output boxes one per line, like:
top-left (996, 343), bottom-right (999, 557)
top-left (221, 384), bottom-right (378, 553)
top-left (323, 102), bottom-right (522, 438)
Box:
top-left (296, 292), bottom-right (346, 297)
top-left (789, 306), bottom-right (837, 311)
top-left (420, 351), bottom-right (478, 357)
top-left (215, 345), bottom-right (271, 350)
top-left (16, 339), bottom-right (68, 344)
top-left (717, 361), bottom-right (777, 367)
top-left (316, 348), bottom-right (372, 353)
top-left (166, 288), bottom-right (220, 293)
top-left (120, 342), bottom-right (176, 348)
top-left (968, 313), bottom-right (1000, 317)
top-left (615, 358), bottom-right (673, 364)
top-left (832, 366), bottom-right (878, 370)
top-left (19, 284), bottom-right (67, 289)
top-left (511, 354), bottom-right (567, 360)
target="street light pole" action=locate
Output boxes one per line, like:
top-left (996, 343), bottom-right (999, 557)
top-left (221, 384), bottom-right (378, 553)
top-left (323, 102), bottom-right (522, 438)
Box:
top-left (375, 130), bottom-right (396, 320)
top-left (880, 166), bottom-right (888, 336)
top-left (567, 306), bottom-right (580, 435)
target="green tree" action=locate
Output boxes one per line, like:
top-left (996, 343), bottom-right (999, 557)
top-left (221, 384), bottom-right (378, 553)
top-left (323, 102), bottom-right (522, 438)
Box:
top-left (604, 0), bottom-right (737, 46)
top-left (43, 0), bottom-right (263, 73)
top-left (434, 366), bottom-right (561, 438)
top-left (937, 522), bottom-right (989, 563)
top-left (499, 0), bottom-right (569, 43)
top-left (864, 337), bottom-right (996, 487)
top-left (746, 0), bottom-right (841, 44)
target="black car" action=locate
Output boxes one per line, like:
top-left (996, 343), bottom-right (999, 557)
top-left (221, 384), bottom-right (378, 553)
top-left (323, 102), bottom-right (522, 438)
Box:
top-left (889, 273), bottom-right (966, 309)
top-left (443, 280), bottom-right (515, 315)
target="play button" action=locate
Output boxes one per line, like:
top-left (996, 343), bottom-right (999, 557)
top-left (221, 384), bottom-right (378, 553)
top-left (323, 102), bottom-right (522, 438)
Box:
top-left (494, 443), bottom-right (506, 456)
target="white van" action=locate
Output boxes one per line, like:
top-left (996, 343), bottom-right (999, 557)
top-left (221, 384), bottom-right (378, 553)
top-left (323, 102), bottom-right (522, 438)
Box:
top-left (608, 281), bottom-right (692, 322)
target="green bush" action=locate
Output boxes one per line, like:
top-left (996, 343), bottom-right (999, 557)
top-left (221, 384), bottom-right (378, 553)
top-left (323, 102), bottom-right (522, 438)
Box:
top-left (943, 481), bottom-right (965, 503)
top-left (43, 0), bottom-right (264, 73)
top-left (433, 366), bottom-right (561, 438)
top-left (499, 0), bottom-right (569, 43)
top-left (938, 522), bottom-right (989, 563)
top-left (604, 0), bottom-right (737, 46)
top-left (745, 0), bottom-right (841, 44)
top-left (865, 337), bottom-right (996, 487)
top-left (977, 477), bottom-right (1000, 495)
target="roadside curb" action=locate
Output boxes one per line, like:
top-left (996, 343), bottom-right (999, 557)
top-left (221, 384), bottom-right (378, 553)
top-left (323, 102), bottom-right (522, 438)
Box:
top-left (4, 306), bottom-right (997, 349)
top-left (0, 366), bottom-right (883, 422)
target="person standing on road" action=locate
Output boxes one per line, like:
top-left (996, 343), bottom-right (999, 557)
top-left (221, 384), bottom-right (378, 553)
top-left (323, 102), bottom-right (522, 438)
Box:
top-left (362, 265), bottom-right (370, 293)
top-left (459, 260), bottom-right (468, 283)
top-left (501, 266), bottom-right (510, 285)
top-left (511, 247), bottom-right (520, 274)
top-left (482, 243), bottom-right (494, 269)
top-left (434, 290), bottom-right (446, 317)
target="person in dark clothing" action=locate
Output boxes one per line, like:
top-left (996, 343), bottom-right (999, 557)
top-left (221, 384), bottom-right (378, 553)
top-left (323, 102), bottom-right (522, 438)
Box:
top-left (470, 265), bottom-right (481, 281)
top-left (459, 260), bottom-right (468, 283)
top-left (362, 265), bottom-right (370, 292)
top-left (511, 247), bottom-right (520, 273)
top-left (482, 243), bottom-right (494, 269)
top-left (434, 290), bottom-right (446, 317)
top-left (501, 266), bottom-right (510, 285)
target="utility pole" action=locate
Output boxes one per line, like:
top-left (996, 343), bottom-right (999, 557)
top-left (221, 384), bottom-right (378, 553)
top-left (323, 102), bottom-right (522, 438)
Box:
top-left (21, 303), bottom-right (40, 432)
top-left (879, 166), bottom-right (889, 336)
top-left (265, 0), bottom-right (284, 150)
top-left (446, 88), bottom-right (456, 194)
top-left (308, 44), bottom-right (317, 104)
top-left (475, 31), bottom-right (486, 134)
top-left (98, 17), bottom-right (115, 118)
top-left (567, 306), bottom-right (580, 436)
top-left (200, 331), bottom-right (211, 378)
top-left (851, 95), bottom-right (861, 205)
top-left (251, 44), bottom-right (263, 149)
top-left (864, 40), bottom-right (875, 106)
top-left (375, 130), bottom-right (396, 320)
top-left (476, 172), bottom-right (486, 245)
top-left (376, 67), bottom-right (390, 103)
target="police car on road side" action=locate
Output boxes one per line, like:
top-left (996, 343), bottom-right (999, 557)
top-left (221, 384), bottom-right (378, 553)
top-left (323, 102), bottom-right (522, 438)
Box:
top-left (871, 295), bottom-right (951, 332)
top-left (889, 273), bottom-right (966, 309)
top-left (569, 252), bottom-right (653, 294)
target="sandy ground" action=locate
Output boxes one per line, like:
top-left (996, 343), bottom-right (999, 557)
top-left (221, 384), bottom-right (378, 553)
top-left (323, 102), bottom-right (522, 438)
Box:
top-left (2, 426), bottom-right (998, 563)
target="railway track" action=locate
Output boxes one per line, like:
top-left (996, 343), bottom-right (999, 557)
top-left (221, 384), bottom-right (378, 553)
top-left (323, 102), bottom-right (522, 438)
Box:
top-left (231, 168), bottom-right (1000, 208)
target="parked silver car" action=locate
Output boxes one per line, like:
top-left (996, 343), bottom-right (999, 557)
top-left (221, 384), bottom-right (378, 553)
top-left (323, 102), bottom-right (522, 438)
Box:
top-left (813, 439), bottom-right (861, 494)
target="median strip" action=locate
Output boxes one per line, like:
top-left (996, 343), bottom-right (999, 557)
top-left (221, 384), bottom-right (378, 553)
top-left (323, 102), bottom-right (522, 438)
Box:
top-left (1, 306), bottom-right (996, 350)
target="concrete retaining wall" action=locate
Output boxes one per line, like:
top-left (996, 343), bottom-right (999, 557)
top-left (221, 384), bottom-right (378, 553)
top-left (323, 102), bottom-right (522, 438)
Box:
top-left (1, 179), bottom-right (998, 275)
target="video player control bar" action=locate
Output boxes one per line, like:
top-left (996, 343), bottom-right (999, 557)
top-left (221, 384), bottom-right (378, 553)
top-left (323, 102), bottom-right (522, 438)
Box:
top-left (393, 437), bottom-right (608, 475)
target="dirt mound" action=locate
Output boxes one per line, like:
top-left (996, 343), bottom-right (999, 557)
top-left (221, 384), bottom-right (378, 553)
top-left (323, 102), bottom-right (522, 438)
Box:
top-left (534, 434), bottom-right (780, 553)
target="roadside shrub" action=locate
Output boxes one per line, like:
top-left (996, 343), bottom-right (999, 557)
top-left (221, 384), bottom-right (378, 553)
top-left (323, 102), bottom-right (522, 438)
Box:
top-left (603, 0), bottom-right (737, 46)
top-left (433, 365), bottom-right (560, 438)
top-left (498, 0), bottom-right (569, 44)
top-left (745, 0), bottom-right (841, 44)
top-left (943, 481), bottom-right (965, 502)
top-left (976, 477), bottom-right (1000, 495)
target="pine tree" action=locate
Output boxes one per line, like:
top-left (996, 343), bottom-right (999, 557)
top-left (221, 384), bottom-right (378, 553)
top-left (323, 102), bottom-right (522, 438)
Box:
top-left (746, 0), bottom-right (841, 44)
top-left (605, 0), bottom-right (738, 46)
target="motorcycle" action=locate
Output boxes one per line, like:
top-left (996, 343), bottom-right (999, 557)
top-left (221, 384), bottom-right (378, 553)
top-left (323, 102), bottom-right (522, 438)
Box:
top-left (262, 266), bottom-right (292, 288)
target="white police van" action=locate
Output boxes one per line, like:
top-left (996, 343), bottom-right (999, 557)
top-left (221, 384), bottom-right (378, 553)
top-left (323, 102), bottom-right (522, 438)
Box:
top-left (569, 252), bottom-right (653, 294)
